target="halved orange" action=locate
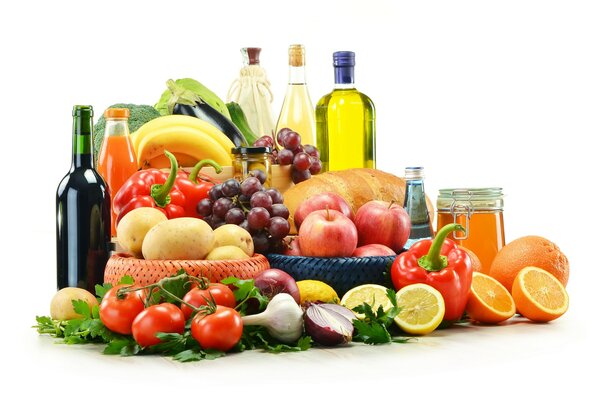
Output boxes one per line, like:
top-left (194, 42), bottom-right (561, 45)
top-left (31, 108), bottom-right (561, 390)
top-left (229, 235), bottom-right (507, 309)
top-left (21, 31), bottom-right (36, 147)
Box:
top-left (511, 266), bottom-right (569, 322)
top-left (466, 272), bottom-right (516, 324)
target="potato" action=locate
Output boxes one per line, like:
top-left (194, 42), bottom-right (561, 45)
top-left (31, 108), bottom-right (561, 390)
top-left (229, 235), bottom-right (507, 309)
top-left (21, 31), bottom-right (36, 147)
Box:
top-left (206, 245), bottom-right (251, 261)
top-left (50, 287), bottom-right (98, 321)
top-left (117, 207), bottom-right (167, 257)
top-left (142, 217), bottom-right (215, 260)
top-left (213, 224), bottom-right (254, 256)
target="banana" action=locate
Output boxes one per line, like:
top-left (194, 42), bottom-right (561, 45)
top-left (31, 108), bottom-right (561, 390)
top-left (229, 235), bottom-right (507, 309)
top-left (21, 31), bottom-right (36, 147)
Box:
top-left (137, 128), bottom-right (232, 167)
top-left (131, 115), bottom-right (235, 155)
top-left (145, 152), bottom-right (199, 169)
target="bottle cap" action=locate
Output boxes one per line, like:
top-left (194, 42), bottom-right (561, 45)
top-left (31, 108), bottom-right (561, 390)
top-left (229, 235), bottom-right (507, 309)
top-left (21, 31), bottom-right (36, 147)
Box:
top-left (104, 108), bottom-right (130, 119)
top-left (231, 146), bottom-right (272, 155)
top-left (242, 47), bottom-right (261, 65)
top-left (333, 51), bottom-right (355, 67)
top-left (289, 44), bottom-right (306, 67)
top-left (72, 105), bottom-right (93, 117)
top-left (405, 166), bottom-right (425, 180)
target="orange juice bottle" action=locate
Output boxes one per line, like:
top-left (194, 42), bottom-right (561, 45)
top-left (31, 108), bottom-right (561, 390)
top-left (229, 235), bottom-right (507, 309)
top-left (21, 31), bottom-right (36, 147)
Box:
top-left (97, 108), bottom-right (138, 237)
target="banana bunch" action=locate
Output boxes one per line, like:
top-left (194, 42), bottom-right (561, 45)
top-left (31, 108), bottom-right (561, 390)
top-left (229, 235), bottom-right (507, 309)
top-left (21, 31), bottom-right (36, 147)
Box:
top-left (131, 115), bottom-right (235, 168)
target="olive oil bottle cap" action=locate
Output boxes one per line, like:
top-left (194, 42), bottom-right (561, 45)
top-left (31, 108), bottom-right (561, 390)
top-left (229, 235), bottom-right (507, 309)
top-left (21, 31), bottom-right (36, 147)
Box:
top-left (333, 51), bottom-right (355, 67)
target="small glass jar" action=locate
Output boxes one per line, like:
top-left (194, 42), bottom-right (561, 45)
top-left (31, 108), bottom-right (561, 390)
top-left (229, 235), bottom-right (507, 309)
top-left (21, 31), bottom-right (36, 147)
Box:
top-left (231, 146), bottom-right (272, 186)
top-left (436, 188), bottom-right (505, 274)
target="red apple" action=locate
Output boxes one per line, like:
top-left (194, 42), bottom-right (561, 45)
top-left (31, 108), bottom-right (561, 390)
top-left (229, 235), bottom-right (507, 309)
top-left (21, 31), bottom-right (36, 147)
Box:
top-left (352, 244), bottom-right (396, 257)
top-left (354, 200), bottom-right (411, 253)
top-left (298, 209), bottom-right (358, 257)
top-left (293, 192), bottom-right (354, 231)
top-left (283, 237), bottom-right (302, 256)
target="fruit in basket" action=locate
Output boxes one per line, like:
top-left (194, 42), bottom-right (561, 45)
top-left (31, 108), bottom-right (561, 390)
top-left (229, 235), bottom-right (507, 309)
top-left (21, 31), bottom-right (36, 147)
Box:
top-left (254, 269), bottom-right (301, 304)
top-left (352, 244), bottom-right (396, 257)
top-left (142, 218), bottom-right (215, 260)
top-left (206, 245), bottom-right (250, 261)
top-left (394, 283), bottom-right (445, 335)
top-left (298, 209), bottom-right (358, 257)
top-left (466, 272), bottom-right (516, 324)
top-left (293, 192), bottom-right (353, 230)
top-left (511, 266), bottom-right (569, 322)
top-left (354, 200), bottom-right (411, 253)
top-left (116, 207), bottom-right (168, 257)
top-left (50, 287), bottom-right (99, 321)
top-left (198, 175), bottom-right (290, 254)
top-left (283, 168), bottom-right (434, 234)
top-left (131, 115), bottom-right (234, 168)
top-left (296, 280), bottom-right (340, 304)
top-left (254, 128), bottom-right (322, 184)
top-left (488, 236), bottom-right (569, 291)
top-left (283, 236), bottom-right (302, 256)
top-left (213, 224), bottom-right (254, 256)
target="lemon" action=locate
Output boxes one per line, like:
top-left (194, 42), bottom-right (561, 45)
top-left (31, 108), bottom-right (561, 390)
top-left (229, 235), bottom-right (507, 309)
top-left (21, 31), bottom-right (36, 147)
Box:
top-left (296, 280), bottom-right (339, 304)
top-left (394, 283), bottom-right (445, 335)
top-left (340, 284), bottom-right (392, 318)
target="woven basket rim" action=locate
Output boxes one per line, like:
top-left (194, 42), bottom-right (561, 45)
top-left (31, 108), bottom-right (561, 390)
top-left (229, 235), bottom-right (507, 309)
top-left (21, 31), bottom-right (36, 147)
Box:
top-left (111, 252), bottom-right (267, 263)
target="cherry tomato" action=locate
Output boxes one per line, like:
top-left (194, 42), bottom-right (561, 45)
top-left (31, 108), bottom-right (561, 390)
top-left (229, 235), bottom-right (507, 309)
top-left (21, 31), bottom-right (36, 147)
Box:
top-left (131, 303), bottom-right (185, 347)
top-left (181, 283), bottom-right (236, 320)
top-left (99, 285), bottom-right (145, 335)
top-left (191, 306), bottom-right (243, 352)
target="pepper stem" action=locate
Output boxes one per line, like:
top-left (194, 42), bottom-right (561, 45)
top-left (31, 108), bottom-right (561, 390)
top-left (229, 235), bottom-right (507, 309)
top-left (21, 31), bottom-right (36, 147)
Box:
top-left (150, 150), bottom-right (178, 207)
top-left (418, 223), bottom-right (465, 272)
top-left (189, 159), bottom-right (223, 184)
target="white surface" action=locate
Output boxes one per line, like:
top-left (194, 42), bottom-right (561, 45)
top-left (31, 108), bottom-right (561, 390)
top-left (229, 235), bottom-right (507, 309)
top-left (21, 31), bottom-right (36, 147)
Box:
top-left (1, 0), bottom-right (599, 398)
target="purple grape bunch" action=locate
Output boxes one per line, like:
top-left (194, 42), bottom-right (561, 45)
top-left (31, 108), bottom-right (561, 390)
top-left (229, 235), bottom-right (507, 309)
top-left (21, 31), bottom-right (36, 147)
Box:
top-left (196, 172), bottom-right (291, 254)
top-left (253, 128), bottom-right (322, 184)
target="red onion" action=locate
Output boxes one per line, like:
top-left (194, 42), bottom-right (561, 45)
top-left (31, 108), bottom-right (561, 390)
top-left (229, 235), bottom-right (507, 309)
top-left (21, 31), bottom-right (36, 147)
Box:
top-left (304, 303), bottom-right (356, 346)
top-left (254, 269), bottom-right (301, 304)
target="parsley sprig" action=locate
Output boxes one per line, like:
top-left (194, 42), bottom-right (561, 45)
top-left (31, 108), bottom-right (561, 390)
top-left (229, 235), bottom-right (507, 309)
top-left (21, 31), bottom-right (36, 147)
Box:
top-left (351, 288), bottom-right (412, 345)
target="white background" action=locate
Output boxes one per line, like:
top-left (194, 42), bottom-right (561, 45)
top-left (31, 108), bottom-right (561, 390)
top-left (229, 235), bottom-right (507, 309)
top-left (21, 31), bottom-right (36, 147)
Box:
top-left (1, 0), bottom-right (598, 398)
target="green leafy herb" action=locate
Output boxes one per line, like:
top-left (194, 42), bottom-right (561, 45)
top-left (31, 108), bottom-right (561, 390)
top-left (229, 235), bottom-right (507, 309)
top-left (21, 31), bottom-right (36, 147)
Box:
top-left (238, 326), bottom-right (312, 353)
top-left (151, 332), bottom-right (225, 362)
top-left (221, 277), bottom-right (269, 315)
top-left (352, 288), bottom-right (411, 345)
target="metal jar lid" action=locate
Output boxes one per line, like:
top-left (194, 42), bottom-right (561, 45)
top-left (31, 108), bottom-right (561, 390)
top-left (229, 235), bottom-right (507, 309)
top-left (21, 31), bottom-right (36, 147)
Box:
top-left (437, 188), bottom-right (504, 212)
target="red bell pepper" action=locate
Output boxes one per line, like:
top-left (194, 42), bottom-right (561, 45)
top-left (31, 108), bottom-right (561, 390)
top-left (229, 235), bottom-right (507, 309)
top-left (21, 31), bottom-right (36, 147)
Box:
top-left (176, 159), bottom-right (222, 218)
top-left (113, 151), bottom-right (187, 224)
top-left (390, 223), bottom-right (473, 323)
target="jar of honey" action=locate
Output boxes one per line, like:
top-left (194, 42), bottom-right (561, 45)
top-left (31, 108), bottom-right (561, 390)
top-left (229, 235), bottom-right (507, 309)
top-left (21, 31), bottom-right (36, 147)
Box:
top-left (436, 188), bottom-right (505, 274)
top-left (231, 146), bottom-right (272, 186)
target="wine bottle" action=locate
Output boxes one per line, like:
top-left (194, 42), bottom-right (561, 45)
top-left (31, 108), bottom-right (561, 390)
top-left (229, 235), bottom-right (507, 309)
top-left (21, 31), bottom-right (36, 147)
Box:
top-left (316, 51), bottom-right (376, 172)
top-left (56, 105), bottom-right (111, 292)
top-left (276, 44), bottom-right (316, 146)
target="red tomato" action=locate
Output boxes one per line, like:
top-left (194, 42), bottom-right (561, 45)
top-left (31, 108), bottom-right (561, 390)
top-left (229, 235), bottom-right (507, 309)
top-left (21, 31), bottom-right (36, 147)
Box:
top-left (99, 285), bottom-right (145, 335)
top-left (131, 303), bottom-right (186, 347)
top-left (191, 306), bottom-right (243, 352)
top-left (181, 283), bottom-right (236, 320)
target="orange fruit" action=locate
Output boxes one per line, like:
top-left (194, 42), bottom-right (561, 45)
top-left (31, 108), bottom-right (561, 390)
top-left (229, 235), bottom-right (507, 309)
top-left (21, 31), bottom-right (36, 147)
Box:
top-left (466, 272), bottom-right (516, 324)
top-left (511, 266), bottom-right (569, 322)
top-left (488, 236), bottom-right (569, 291)
top-left (459, 246), bottom-right (483, 273)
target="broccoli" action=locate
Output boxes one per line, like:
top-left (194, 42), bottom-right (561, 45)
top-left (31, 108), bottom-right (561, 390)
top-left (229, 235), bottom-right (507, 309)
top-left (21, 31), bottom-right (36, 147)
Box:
top-left (93, 103), bottom-right (161, 163)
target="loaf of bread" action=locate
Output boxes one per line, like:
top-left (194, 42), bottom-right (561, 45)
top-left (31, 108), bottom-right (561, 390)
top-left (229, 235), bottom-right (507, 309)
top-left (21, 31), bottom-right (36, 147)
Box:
top-left (283, 168), bottom-right (434, 233)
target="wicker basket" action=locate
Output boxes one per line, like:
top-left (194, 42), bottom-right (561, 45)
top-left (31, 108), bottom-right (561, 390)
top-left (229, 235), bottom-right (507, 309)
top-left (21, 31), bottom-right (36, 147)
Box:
top-left (266, 254), bottom-right (396, 296)
top-left (104, 253), bottom-right (270, 286)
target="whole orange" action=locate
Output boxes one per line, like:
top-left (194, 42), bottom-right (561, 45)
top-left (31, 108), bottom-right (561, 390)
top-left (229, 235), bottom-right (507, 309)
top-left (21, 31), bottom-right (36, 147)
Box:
top-left (459, 246), bottom-right (483, 274)
top-left (488, 236), bottom-right (569, 291)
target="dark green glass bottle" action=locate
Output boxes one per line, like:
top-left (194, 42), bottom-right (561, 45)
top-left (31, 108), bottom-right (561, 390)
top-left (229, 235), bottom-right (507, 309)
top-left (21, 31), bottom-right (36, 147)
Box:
top-left (56, 106), bottom-right (111, 292)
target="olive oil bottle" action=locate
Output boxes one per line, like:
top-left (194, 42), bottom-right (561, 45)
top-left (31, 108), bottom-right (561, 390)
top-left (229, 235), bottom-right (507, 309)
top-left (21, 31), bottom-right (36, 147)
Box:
top-left (316, 51), bottom-right (375, 172)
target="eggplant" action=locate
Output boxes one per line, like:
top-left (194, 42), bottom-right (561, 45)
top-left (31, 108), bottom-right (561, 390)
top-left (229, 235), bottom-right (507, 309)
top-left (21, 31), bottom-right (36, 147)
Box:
top-left (165, 79), bottom-right (247, 147)
top-left (173, 101), bottom-right (247, 147)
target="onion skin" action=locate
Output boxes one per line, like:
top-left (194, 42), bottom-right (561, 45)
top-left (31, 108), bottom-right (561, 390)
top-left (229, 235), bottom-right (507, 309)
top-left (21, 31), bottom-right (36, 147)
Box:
top-left (304, 303), bottom-right (356, 346)
top-left (254, 269), bottom-right (301, 304)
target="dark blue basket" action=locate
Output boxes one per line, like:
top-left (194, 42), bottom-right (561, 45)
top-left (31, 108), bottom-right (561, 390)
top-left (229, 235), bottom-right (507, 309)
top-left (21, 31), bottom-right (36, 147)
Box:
top-left (266, 254), bottom-right (397, 296)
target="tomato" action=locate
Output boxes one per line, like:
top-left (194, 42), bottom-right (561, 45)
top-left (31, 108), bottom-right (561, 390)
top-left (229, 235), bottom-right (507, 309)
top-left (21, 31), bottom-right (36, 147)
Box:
top-left (181, 283), bottom-right (236, 320)
top-left (191, 306), bottom-right (243, 352)
top-left (99, 285), bottom-right (145, 335)
top-left (131, 303), bottom-right (185, 347)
